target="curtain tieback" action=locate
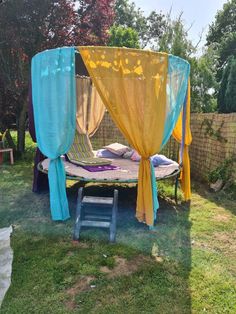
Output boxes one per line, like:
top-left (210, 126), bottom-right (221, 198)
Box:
top-left (141, 157), bottom-right (150, 161)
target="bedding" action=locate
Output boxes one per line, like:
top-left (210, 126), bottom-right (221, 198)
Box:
top-left (104, 142), bottom-right (131, 156)
top-left (96, 149), bottom-right (119, 158)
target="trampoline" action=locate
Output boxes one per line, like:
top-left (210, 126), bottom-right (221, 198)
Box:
top-left (38, 156), bottom-right (181, 203)
top-left (39, 157), bottom-right (180, 183)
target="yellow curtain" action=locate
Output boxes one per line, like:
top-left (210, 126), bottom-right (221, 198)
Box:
top-left (76, 76), bottom-right (105, 136)
top-left (172, 80), bottom-right (192, 200)
top-left (79, 46), bottom-right (168, 226)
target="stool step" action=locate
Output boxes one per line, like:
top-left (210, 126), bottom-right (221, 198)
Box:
top-left (73, 188), bottom-right (118, 243)
top-left (84, 214), bottom-right (111, 221)
top-left (81, 220), bottom-right (110, 228)
top-left (82, 196), bottom-right (113, 205)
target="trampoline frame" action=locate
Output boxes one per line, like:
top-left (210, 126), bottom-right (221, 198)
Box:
top-left (37, 160), bottom-right (182, 204)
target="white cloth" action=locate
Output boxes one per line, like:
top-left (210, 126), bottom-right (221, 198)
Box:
top-left (0, 226), bottom-right (13, 307)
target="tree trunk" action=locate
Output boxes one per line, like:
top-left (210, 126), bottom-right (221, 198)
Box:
top-left (17, 99), bottom-right (28, 154)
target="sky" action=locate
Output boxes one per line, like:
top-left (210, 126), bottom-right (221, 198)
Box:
top-left (133, 0), bottom-right (227, 53)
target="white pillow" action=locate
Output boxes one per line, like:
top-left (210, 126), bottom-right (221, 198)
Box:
top-left (104, 143), bottom-right (131, 156)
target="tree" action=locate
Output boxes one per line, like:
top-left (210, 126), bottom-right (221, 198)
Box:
top-left (207, 0), bottom-right (236, 48)
top-left (113, 0), bottom-right (166, 48)
top-left (206, 0), bottom-right (236, 73)
top-left (191, 46), bottom-right (219, 113)
top-left (218, 32), bottom-right (236, 71)
top-left (108, 25), bottom-right (139, 48)
top-left (206, 0), bottom-right (236, 112)
top-left (77, 0), bottom-right (115, 45)
top-left (218, 56), bottom-right (236, 113)
top-left (114, 0), bottom-right (147, 42)
top-left (0, 0), bottom-right (81, 153)
top-left (145, 11), bottom-right (166, 49)
top-left (218, 57), bottom-right (233, 112)
top-left (155, 13), bottom-right (201, 112)
top-left (157, 13), bottom-right (195, 58)
top-left (225, 57), bottom-right (236, 112)
top-left (0, 0), bottom-right (115, 153)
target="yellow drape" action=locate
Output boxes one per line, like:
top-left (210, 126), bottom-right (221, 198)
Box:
top-left (76, 76), bottom-right (105, 136)
top-left (172, 80), bottom-right (192, 200)
top-left (79, 46), bottom-right (168, 225)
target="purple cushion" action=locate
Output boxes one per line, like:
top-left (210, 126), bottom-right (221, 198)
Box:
top-left (82, 165), bottom-right (120, 172)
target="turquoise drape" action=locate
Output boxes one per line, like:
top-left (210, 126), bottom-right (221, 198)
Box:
top-left (161, 55), bottom-right (190, 148)
top-left (151, 55), bottom-right (190, 222)
top-left (151, 162), bottom-right (159, 221)
top-left (32, 47), bottom-right (76, 220)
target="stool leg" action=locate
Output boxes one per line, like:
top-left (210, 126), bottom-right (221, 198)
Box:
top-left (110, 189), bottom-right (118, 243)
top-left (10, 150), bottom-right (14, 165)
top-left (73, 187), bottom-right (83, 241)
top-left (174, 176), bottom-right (179, 205)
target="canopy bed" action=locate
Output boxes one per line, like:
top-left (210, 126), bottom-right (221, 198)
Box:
top-left (31, 46), bottom-right (192, 227)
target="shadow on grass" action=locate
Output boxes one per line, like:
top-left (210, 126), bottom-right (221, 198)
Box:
top-left (0, 172), bottom-right (192, 313)
top-left (74, 184), bottom-right (191, 257)
top-left (69, 183), bottom-right (193, 312)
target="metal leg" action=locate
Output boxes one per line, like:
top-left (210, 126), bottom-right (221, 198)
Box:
top-left (73, 187), bottom-right (83, 241)
top-left (110, 189), bottom-right (118, 243)
top-left (174, 176), bottom-right (179, 205)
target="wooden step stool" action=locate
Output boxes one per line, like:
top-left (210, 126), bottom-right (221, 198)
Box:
top-left (73, 187), bottom-right (118, 243)
top-left (0, 148), bottom-right (14, 165)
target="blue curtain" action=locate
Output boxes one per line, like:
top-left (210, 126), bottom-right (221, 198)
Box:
top-left (32, 47), bottom-right (76, 220)
top-left (151, 55), bottom-right (190, 222)
top-left (161, 55), bottom-right (190, 148)
top-left (151, 162), bottom-right (159, 222)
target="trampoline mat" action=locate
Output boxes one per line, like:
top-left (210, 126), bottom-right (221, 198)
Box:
top-left (40, 157), bottom-right (180, 183)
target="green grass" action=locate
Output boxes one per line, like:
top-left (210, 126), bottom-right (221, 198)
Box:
top-left (0, 133), bottom-right (236, 313)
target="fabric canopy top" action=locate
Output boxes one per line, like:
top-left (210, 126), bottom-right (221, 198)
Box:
top-left (31, 46), bottom-right (191, 226)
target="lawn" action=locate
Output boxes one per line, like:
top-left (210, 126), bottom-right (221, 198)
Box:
top-left (0, 134), bottom-right (236, 313)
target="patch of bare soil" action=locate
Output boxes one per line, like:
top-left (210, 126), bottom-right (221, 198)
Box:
top-left (100, 255), bottom-right (152, 278)
top-left (193, 230), bottom-right (236, 256)
top-left (67, 276), bottom-right (95, 296)
top-left (65, 276), bottom-right (95, 310)
top-left (65, 254), bottom-right (154, 309)
top-left (213, 231), bottom-right (236, 252)
top-left (193, 241), bottom-right (218, 253)
top-left (65, 300), bottom-right (77, 311)
top-left (213, 214), bottom-right (231, 222)
top-left (71, 241), bottom-right (90, 249)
